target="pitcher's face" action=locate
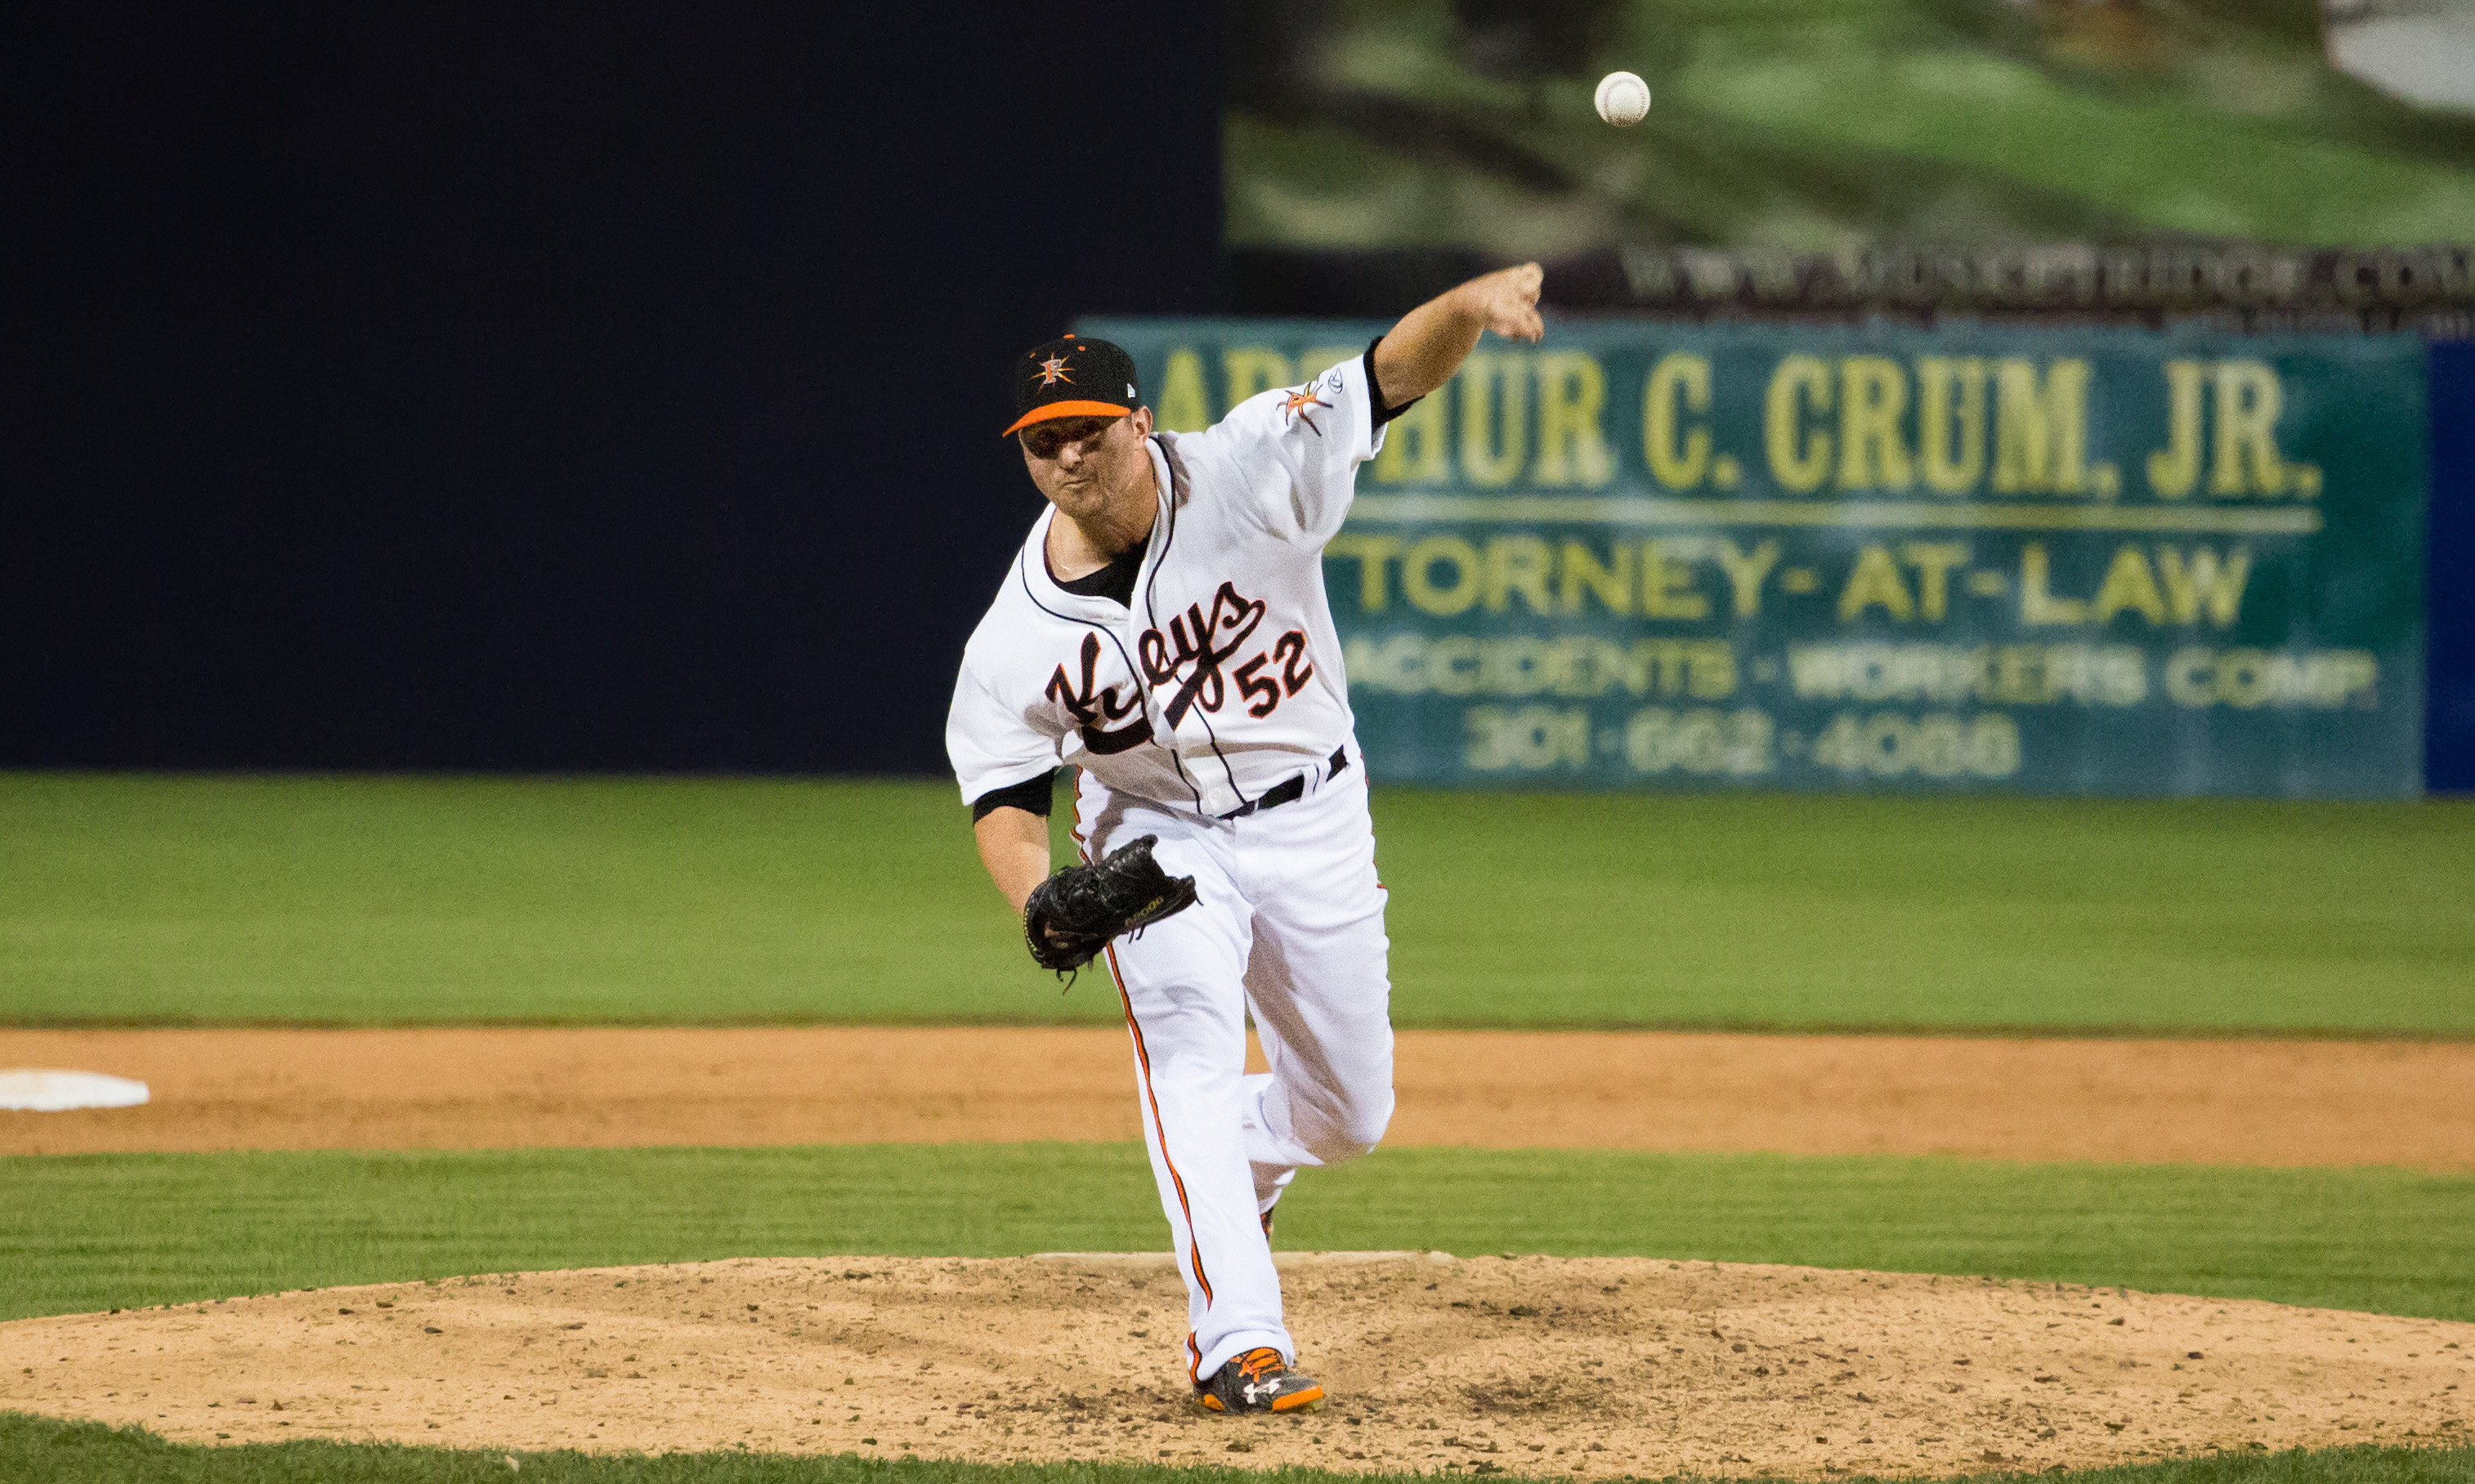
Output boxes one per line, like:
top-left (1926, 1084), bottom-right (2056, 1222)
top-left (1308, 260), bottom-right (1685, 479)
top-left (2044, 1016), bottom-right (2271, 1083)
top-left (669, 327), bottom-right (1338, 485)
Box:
top-left (1020, 407), bottom-right (1153, 520)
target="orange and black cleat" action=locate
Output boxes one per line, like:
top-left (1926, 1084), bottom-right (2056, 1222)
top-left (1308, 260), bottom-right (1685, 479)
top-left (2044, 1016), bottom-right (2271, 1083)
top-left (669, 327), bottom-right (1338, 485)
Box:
top-left (1197, 1347), bottom-right (1324, 1414)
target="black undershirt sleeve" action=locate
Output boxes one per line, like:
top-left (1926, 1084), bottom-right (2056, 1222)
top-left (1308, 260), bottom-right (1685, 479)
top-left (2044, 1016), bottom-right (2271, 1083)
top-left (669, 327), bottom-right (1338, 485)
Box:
top-left (970, 769), bottom-right (1058, 822)
top-left (1364, 336), bottom-right (1420, 428)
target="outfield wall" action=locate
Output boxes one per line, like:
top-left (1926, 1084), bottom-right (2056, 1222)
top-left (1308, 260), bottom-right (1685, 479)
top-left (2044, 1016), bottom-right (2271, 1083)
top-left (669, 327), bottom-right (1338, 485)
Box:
top-left (2428, 341), bottom-right (2475, 793)
top-left (1089, 315), bottom-right (2435, 798)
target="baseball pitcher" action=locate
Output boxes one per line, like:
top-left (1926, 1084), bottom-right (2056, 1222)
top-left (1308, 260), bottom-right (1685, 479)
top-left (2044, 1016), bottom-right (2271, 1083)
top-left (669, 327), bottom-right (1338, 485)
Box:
top-left (947, 265), bottom-right (1546, 1414)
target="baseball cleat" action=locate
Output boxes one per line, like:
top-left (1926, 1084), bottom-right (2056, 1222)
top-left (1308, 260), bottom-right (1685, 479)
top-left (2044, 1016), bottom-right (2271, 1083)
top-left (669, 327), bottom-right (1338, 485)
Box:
top-left (1260, 1201), bottom-right (1278, 1240)
top-left (1197, 1347), bottom-right (1324, 1414)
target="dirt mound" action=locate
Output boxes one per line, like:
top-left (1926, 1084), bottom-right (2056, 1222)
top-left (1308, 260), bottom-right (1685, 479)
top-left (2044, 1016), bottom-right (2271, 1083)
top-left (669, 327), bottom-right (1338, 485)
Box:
top-left (4, 1254), bottom-right (2468, 1477)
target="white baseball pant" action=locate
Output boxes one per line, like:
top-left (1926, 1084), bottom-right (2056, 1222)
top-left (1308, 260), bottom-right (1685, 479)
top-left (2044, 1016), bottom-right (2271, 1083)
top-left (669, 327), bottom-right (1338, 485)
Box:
top-left (1074, 747), bottom-right (1394, 1383)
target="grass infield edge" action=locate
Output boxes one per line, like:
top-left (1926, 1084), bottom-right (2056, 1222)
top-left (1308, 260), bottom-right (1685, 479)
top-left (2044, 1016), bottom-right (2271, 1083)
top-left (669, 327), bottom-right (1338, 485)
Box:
top-left (5, 1412), bottom-right (2474, 1484)
top-left (9, 1016), bottom-right (2473, 1042)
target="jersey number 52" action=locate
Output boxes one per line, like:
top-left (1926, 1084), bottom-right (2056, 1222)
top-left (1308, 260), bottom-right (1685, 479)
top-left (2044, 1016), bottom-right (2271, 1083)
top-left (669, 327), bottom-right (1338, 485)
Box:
top-left (1234, 632), bottom-right (1315, 717)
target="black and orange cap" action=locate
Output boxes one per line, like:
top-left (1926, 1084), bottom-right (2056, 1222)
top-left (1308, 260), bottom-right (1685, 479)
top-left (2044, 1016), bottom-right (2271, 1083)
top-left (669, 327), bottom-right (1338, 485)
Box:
top-left (1003, 335), bottom-right (1140, 436)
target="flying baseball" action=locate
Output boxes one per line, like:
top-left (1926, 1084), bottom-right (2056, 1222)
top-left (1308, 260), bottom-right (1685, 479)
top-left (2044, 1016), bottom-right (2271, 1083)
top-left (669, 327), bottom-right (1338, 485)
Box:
top-left (1596, 69), bottom-right (1651, 126)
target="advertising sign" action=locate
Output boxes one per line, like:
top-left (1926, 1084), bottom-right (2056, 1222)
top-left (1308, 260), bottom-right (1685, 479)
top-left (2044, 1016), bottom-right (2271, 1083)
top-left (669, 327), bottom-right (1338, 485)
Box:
top-left (1082, 319), bottom-right (2427, 797)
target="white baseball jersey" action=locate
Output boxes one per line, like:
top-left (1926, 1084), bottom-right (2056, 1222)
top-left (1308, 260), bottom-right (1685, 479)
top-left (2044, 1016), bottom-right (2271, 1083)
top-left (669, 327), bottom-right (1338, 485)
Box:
top-left (947, 355), bottom-right (1389, 819)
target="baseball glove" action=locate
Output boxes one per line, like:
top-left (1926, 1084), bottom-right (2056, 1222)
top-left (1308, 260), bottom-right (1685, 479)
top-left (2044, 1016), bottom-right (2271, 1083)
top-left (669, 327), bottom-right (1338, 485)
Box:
top-left (1024, 834), bottom-right (1198, 976)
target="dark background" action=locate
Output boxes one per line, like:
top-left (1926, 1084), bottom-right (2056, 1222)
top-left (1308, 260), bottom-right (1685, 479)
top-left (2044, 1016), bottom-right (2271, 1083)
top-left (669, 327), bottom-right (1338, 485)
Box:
top-left (2, 3), bottom-right (1223, 774)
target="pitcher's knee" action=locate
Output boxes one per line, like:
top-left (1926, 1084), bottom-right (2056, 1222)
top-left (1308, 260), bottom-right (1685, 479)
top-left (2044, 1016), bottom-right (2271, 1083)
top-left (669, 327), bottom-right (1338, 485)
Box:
top-left (1304, 1091), bottom-right (1394, 1164)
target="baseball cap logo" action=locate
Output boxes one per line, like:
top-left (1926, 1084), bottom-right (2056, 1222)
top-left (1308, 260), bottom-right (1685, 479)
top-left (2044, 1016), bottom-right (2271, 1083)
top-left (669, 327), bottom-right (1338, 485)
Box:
top-left (1003, 335), bottom-right (1140, 437)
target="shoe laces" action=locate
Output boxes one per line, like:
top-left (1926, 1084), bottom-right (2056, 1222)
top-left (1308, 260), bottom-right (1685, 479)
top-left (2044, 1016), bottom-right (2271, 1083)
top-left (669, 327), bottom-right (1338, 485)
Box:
top-left (1234, 1348), bottom-right (1285, 1380)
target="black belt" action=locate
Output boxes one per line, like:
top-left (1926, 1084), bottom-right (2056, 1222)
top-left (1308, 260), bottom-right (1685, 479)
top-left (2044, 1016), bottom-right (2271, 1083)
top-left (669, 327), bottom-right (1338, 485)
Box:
top-left (1220, 747), bottom-right (1349, 820)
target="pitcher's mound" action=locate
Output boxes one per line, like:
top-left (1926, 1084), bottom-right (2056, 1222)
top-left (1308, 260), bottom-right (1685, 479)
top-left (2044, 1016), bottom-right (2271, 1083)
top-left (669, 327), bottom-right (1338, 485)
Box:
top-left (4, 1254), bottom-right (2468, 1478)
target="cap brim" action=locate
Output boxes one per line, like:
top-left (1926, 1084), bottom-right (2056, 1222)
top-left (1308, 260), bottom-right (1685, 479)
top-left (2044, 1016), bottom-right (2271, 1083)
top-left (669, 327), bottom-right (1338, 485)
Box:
top-left (1001, 400), bottom-right (1134, 437)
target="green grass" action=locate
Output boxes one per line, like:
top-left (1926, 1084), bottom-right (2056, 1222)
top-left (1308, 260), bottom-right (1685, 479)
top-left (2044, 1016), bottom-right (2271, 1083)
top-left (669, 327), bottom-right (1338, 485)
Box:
top-left (1381, 791), bottom-right (2475, 1035)
top-left (0, 773), bottom-right (1062, 1028)
top-left (4, 1415), bottom-right (2475, 1484)
top-left (0, 1145), bottom-right (1154, 1321)
top-left (5, 1144), bottom-right (2470, 1325)
top-left (2, 773), bottom-right (2470, 1034)
top-left (5, 1415), bottom-right (2473, 1484)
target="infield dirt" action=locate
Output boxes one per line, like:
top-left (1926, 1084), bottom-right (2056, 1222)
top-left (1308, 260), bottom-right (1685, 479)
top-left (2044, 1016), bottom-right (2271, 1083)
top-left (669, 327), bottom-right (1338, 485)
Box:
top-left (5, 1253), bottom-right (2470, 1478)
top-left (5, 1026), bottom-right (2473, 1168)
